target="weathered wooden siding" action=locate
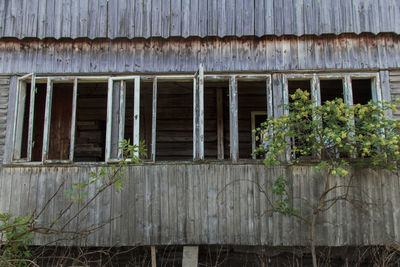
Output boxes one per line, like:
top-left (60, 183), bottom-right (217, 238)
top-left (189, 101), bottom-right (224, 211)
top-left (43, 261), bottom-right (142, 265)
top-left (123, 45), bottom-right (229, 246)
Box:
top-left (390, 71), bottom-right (400, 120)
top-left (0, 34), bottom-right (400, 75)
top-left (0, 76), bottom-right (9, 162)
top-left (0, 164), bottom-right (398, 247)
top-left (0, 0), bottom-right (399, 39)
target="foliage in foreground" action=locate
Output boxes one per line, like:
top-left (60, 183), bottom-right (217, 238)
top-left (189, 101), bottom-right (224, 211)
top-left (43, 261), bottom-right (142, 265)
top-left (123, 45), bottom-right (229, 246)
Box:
top-left (0, 139), bottom-right (146, 266)
top-left (254, 89), bottom-right (400, 173)
top-left (254, 89), bottom-right (400, 267)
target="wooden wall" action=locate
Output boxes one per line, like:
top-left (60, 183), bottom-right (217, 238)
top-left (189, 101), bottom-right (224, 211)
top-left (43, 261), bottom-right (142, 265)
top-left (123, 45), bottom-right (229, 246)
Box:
top-left (0, 35), bottom-right (400, 75)
top-left (0, 76), bottom-right (8, 162)
top-left (0, 164), bottom-right (398, 247)
top-left (0, 0), bottom-right (399, 39)
top-left (390, 71), bottom-right (400, 120)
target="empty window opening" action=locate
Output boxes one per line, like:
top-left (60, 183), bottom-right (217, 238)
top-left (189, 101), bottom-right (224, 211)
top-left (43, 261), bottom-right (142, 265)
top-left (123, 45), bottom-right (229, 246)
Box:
top-left (320, 79), bottom-right (344, 102)
top-left (352, 79), bottom-right (372, 105)
top-left (156, 81), bottom-right (193, 161)
top-left (31, 83), bottom-right (47, 161)
top-left (17, 82), bottom-right (47, 161)
top-left (124, 80), bottom-right (152, 160)
top-left (203, 81), bottom-right (230, 160)
top-left (288, 80), bottom-right (312, 102)
top-left (238, 81), bottom-right (267, 159)
top-left (48, 82), bottom-right (73, 160)
top-left (74, 82), bottom-right (107, 162)
top-left (19, 83), bottom-right (31, 160)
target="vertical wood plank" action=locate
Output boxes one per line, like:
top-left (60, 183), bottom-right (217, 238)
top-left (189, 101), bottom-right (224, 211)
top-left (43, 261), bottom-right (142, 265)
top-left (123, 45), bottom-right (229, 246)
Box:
top-left (229, 76), bottom-right (238, 162)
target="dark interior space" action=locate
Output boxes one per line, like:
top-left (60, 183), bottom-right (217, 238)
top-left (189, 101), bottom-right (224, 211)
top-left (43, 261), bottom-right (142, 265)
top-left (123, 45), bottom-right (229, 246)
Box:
top-left (124, 81), bottom-right (153, 160)
top-left (352, 78), bottom-right (372, 104)
top-left (20, 82), bottom-right (31, 159)
top-left (74, 82), bottom-right (107, 162)
top-left (238, 81), bottom-right (267, 159)
top-left (156, 81), bottom-right (193, 161)
top-left (288, 79), bottom-right (311, 101)
top-left (20, 82), bottom-right (46, 161)
top-left (48, 83), bottom-right (73, 160)
top-left (320, 79), bottom-right (344, 102)
top-left (204, 82), bottom-right (230, 159)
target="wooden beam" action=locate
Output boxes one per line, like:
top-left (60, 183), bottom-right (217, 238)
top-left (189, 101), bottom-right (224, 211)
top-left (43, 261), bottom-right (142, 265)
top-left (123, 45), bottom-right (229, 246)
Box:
top-left (151, 77), bottom-right (157, 162)
top-left (193, 76), bottom-right (198, 159)
top-left (151, 246), bottom-right (156, 267)
top-left (42, 78), bottom-right (53, 162)
top-left (198, 64), bottom-right (204, 159)
top-left (118, 81), bottom-right (126, 158)
top-left (182, 246), bottom-right (199, 267)
top-left (216, 88), bottom-right (224, 160)
top-left (229, 76), bottom-right (238, 162)
top-left (69, 78), bottom-right (78, 161)
top-left (105, 78), bottom-right (113, 162)
top-left (13, 79), bottom-right (27, 160)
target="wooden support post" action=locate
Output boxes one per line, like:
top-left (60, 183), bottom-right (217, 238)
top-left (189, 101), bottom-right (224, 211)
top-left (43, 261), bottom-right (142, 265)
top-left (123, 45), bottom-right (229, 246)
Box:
top-left (229, 76), bottom-right (238, 162)
top-left (193, 76), bottom-right (198, 159)
top-left (42, 78), bottom-right (53, 162)
top-left (13, 79), bottom-right (27, 159)
top-left (216, 88), bottom-right (224, 160)
top-left (182, 246), bottom-right (199, 267)
top-left (118, 81), bottom-right (126, 158)
top-left (151, 77), bottom-right (157, 162)
top-left (151, 246), bottom-right (156, 267)
top-left (107, 80), bottom-right (121, 160)
top-left (27, 74), bottom-right (36, 161)
top-left (69, 78), bottom-right (78, 161)
top-left (198, 64), bottom-right (204, 159)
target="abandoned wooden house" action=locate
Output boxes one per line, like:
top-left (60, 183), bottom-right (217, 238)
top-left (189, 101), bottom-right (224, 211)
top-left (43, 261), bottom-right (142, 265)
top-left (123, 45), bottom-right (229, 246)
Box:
top-left (0, 0), bottom-right (400, 265)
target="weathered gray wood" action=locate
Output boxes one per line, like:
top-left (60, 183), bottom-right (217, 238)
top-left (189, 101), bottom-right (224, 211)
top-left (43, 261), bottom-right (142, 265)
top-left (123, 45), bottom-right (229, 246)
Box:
top-left (229, 76), bottom-right (238, 162)
top-left (1, 36), bottom-right (400, 75)
top-left (0, 165), bottom-right (399, 247)
top-left (41, 78), bottom-right (52, 162)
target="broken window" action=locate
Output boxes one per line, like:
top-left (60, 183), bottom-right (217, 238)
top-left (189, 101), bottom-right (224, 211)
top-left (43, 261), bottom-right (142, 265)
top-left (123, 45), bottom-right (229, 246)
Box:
top-left (74, 82), bottom-right (108, 162)
top-left (283, 73), bottom-right (381, 161)
top-left (156, 80), bottom-right (193, 161)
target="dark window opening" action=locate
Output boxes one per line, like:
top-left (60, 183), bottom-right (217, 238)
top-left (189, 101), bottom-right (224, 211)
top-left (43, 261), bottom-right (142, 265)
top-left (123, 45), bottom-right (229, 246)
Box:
top-left (74, 82), bottom-right (107, 162)
top-left (124, 81), bottom-right (153, 160)
top-left (156, 81), bottom-right (193, 161)
top-left (288, 80), bottom-right (311, 102)
top-left (48, 83), bottom-right (73, 160)
top-left (31, 84), bottom-right (47, 161)
top-left (238, 81), bottom-right (267, 159)
top-left (352, 79), bottom-right (372, 105)
top-left (20, 83), bottom-right (31, 159)
top-left (204, 82), bottom-right (230, 160)
top-left (320, 79), bottom-right (344, 102)
top-left (18, 83), bottom-right (49, 161)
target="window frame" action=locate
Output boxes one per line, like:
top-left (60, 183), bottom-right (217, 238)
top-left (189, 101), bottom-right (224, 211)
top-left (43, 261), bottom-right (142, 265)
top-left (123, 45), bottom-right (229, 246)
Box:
top-left (282, 72), bottom-right (382, 161)
top-left (11, 73), bottom-right (272, 164)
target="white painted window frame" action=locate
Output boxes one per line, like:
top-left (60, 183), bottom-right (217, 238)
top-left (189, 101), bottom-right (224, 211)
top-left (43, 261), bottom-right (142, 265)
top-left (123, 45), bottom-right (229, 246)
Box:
top-left (106, 76), bottom-right (141, 162)
top-left (282, 72), bottom-right (382, 161)
top-left (12, 73), bottom-right (273, 164)
top-left (203, 74), bottom-right (272, 162)
top-left (12, 75), bottom-right (109, 164)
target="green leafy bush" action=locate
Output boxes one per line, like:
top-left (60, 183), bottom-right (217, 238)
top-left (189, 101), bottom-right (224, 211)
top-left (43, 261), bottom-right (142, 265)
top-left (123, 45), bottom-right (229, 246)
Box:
top-left (254, 89), bottom-right (400, 174)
